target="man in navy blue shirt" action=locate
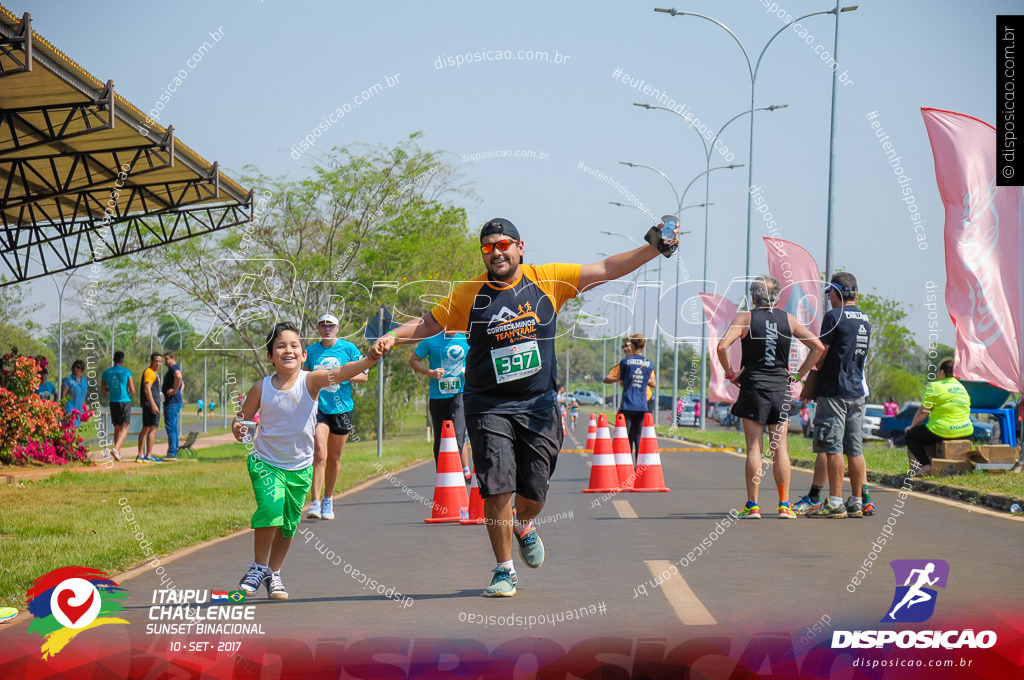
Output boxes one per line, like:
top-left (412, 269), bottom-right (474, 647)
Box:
top-left (799, 273), bottom-right (874, 519)
top-left (163, 352), bottom-right (185, 459)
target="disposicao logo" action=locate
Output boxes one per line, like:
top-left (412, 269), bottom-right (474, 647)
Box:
top-left (26, 566), bottom-right (129, 659)
top-left (832, 559), bottom-right (997, 650)
top-left (883, 559), bottom-right (949, 623)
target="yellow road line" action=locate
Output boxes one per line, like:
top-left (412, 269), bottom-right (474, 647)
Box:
top-left (643, 559), bottom-right (717, 626)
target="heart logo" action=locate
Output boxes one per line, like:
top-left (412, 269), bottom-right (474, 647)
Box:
top-left (56, 588), bottom-right (95, 626)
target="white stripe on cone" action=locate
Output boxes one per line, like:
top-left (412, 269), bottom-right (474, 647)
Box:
top-left (435, 472), bottom-right (466, 487)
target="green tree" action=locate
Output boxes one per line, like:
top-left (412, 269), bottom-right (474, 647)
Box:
top-left (858, 292), bottom-right (923, 403)
top-left (105, 135), bottom-right (480, 437)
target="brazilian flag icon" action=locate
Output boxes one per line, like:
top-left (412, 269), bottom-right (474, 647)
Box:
top-left (228, 591), bottom-right (246, 603)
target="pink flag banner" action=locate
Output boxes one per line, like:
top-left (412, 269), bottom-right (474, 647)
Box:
top-left (922, 107), bottom-right (1024, 392)
top-left (699, 292), bottom-right (740, 404)
top-left (764, 237), bottom-right (823, 399)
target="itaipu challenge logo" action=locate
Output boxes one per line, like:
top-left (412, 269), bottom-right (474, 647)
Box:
top-left (882, 559), bottom-right (949, 623)
top-left (26, 566), bottom-right (129, 659)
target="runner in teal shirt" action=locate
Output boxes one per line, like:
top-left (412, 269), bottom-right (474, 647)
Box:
top-left (301, 313), bottom-right (369, 521)
top-left (411, 332), bottom-right (470, 472)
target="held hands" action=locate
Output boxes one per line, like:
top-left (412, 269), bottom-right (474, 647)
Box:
top-left (371, 333), bottom-right (395, 359)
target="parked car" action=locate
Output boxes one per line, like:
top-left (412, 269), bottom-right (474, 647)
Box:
top-left (862, 403), bottom-right (885, 440)
top-left (676, 402), bottom-right (697, 426)
top-left (878, 403), bottom-right (994, 445)
top-left (571, 389), bottom-right (603, 405)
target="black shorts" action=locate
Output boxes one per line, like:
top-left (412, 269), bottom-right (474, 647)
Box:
top-left (141, 406), bottom-right (160, 427)
top-left (429, 395), bottom-right (467, 462)
top-left (467, 405), bottom-right (562, 503)
top-left (731, 387), bottom-right (791, 425)
top-left (316, 410), bottom-right (353, 436)
top-left (110, 402), bottom-right (131, 426)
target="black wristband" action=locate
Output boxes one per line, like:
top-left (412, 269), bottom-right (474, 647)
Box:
top-left (644, 225), bottom-right (677, 258)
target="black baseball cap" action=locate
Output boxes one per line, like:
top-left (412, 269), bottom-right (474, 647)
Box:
top-left (480, 218), bottom-right (520, 242)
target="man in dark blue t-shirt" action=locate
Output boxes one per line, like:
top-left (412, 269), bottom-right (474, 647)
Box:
top-left (163, 352), bottom-right (185, 459)
top-left (798, 272), bottom-right (874, 519)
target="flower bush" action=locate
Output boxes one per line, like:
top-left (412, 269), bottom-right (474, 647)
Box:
top-left (0, 354), bottom-right (92, 466)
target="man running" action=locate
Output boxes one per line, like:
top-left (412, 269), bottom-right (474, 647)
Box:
top-left (304, 313), bottom-right (368, 520)
top-left (374, 217), bottom-right (679, 597)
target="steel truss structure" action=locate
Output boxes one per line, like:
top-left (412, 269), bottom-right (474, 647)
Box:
top-left (0, 8), bottom-right (252, 285)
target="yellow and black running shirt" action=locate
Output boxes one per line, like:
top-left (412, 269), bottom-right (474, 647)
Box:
top-left (431, 263), bottom-right (581, 415)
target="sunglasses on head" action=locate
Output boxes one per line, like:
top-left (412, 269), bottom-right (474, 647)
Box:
top-left (480, 238), bottom-right (519, 254)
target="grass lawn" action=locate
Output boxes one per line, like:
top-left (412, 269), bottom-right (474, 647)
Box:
top-left (656, 423), bottom-right (1024, 500)
top-left (0, 413), bottom-right (433, 609)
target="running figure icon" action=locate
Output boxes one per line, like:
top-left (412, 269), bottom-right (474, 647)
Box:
top-left (887, 562), bottom-right (939, 620)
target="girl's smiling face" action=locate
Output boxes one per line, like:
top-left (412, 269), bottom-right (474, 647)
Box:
top-left (268, 330), bottom-right (306, 370)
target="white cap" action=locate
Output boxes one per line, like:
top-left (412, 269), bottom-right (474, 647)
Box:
top-left (317, 313), bottom-right (339, 325)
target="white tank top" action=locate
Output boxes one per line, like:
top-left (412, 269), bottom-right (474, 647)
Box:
top-left (253, 371), bottom-right (317, 470)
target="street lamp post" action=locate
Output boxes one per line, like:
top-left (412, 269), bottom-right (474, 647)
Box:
top-left (622, 153), bottom-right (747, 429)
top-left (654, 4), bottom-right (855, 287)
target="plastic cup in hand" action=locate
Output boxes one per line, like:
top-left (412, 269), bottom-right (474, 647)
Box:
top-left (239, 420), bottom-right (258, 443)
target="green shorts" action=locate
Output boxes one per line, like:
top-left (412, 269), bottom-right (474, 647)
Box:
top-left (247, 455), bottom-right (313, 538)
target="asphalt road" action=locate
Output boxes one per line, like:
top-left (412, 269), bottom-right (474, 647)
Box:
top-left (4, 416), bottom-right (1022, 675)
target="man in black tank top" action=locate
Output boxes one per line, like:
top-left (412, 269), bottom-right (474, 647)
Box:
top-left (717, 276), bottom-right (824, 520)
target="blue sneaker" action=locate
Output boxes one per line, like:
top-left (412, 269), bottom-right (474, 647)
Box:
top-left (515, 527), bottom-right (545, 568)
top-left (792, 494), bottom-right (822, 516)
top-left (484, 566), bottom-right (518, 597)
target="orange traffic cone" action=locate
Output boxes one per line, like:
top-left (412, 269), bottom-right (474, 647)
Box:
top-left (425, 420), bottom-right (470, 522)
top-left (460, 465), bottom-right (485, 525)
top-left (612, 413), bottom-right (635, 490)
top-left (632, 413), bottom-right (670, 492)
top-left (583, 414), bottom-right (620, 493)
top-left (585, 413), bottom-right (597, 452)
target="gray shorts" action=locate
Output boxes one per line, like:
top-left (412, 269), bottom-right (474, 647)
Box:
top-left (812, 395), bottom-right (865, 456)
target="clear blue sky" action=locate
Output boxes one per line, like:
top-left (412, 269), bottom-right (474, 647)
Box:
top-left (16, 0), bottom-right (1016, 350)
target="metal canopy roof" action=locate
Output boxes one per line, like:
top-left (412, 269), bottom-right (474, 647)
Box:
top-left (0, 6), bottom-right (252, 286)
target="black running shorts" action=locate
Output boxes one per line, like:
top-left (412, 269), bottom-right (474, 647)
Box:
top-left (730, 387), bottom-right (792, 426)
top-left (110, 401), bottom-right (131, 426)
top-left (315, 410), bottom-right (354, 436)
top-left (467, 405), bottom-right (562, 502)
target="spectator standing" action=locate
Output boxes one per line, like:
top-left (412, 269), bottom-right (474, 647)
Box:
top-left (883, 396), bottom-right (899, 417)
top-left (138, 353), bottom-right (162, 462)
top-left (35, 368), bottom-right (57, 400)
top-left (163, 352), bottom-right (185, 459)
top-left (803, 273), bottom-right (873, 519)
top-left (717, 275), bottom-right (824, 520)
